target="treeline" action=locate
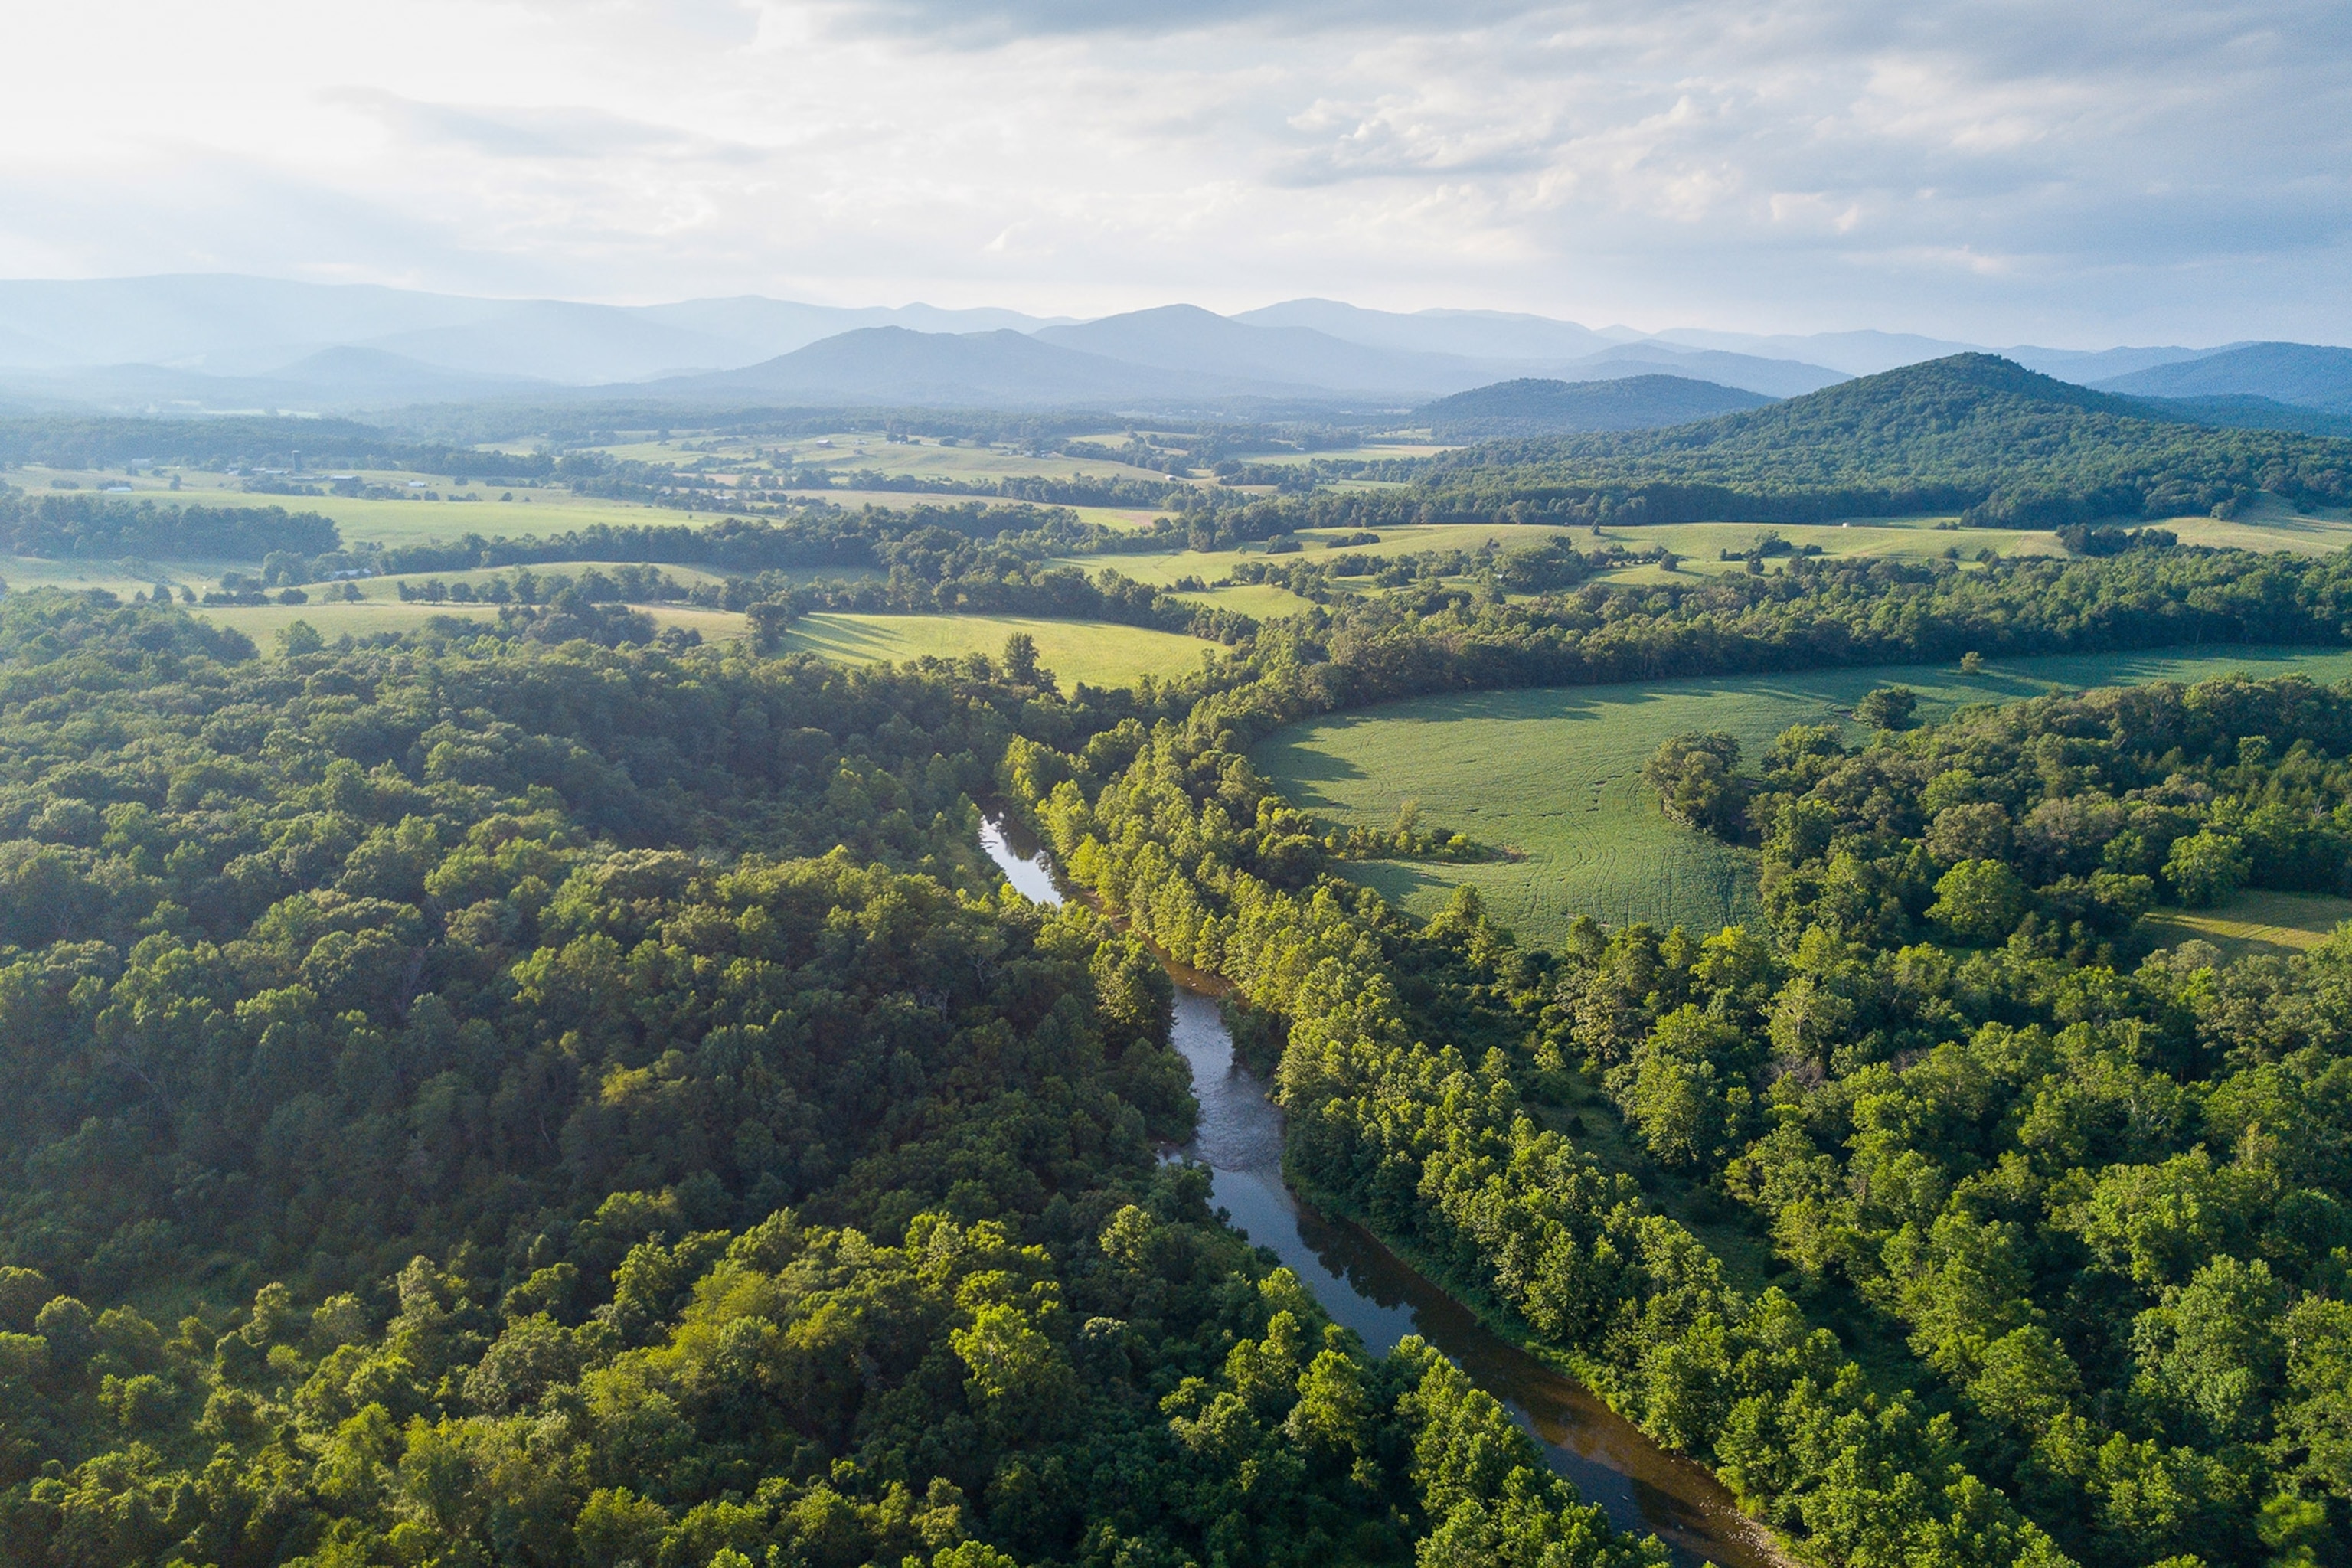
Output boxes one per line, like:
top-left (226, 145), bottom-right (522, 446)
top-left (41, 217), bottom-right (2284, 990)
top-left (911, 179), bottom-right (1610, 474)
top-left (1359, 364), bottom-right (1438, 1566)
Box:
top-left (0, 589), bottom-right (1674, 1568)
top-left (0, 492), bottom-right (341, 560)
top-left (361, 502), bottom-right (1100, 580)
top-left (732, 528), bottom-right (1258, 650)
top-left (0, 414), bottom-right (558, 482)
top-left (824, 471), bottom-right (1187, 508)
top-left (1195, 549), bottom-right (2352, 714)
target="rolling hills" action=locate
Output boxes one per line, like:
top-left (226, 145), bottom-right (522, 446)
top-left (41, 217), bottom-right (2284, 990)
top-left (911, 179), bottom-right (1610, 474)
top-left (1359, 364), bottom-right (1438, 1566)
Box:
top-left (643, 325), bottom-right (1292, 406)
top-left (1416, 374), bottom-right (1774, 436)
top-left (2096, 341), bottom-right (2352, 412)
top-left (1416, 353), bottom-right (2352, 526)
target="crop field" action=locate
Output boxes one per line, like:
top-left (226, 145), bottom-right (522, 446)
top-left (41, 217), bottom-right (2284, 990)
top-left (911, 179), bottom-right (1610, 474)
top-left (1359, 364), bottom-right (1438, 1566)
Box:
top-left (1252, 645), bottom-right (2352, 948)
top-left (774, 612), bottom-right (1222, 690)
top-left (2143, 890), bottom-right (2352, 960)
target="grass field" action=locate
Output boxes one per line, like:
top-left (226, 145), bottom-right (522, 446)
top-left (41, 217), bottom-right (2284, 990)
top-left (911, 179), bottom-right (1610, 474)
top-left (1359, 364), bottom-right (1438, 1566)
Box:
top-left (790, 492), bottom-right (1171, 530)
top-left (194, 599), bottom-right (750, 653)
top-left (1253, 645), bottom-right (2352, 948)
top-left (1, 554), bottom-right (246, 597)
top-left (1170, 582), bottom-right (1322, 618)
top-left (775, 613), bottom-right (1221, 690)
top-left (2143, 890), bottom-right (2352, 961)
top-left (187, 595), bottom-right (1215, 685)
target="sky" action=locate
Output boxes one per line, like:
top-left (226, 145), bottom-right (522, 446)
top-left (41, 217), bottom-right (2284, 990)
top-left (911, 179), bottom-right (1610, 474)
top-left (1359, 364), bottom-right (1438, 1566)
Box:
top-left (1, 0), bottom-right (2346, 345)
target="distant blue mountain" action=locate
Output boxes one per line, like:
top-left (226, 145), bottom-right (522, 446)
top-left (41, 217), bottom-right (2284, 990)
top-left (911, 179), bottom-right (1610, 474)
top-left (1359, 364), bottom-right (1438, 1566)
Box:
top-left (2097, 342), bottom-right (2352, 413)
top-left (1417, 374), bottom-right (1773, 437)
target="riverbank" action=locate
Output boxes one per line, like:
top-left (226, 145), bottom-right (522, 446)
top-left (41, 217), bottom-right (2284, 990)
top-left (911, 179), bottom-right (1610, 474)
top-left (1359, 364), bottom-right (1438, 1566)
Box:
top-left (981, 815), bottom-right (1800, 1568)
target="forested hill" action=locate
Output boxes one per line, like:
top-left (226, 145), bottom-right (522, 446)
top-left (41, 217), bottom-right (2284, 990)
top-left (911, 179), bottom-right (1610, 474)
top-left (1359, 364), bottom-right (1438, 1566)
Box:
top-left (1415, 374), bottom-right (1773, 438)
top-left (1409, 354), bottom-right (2352, 527)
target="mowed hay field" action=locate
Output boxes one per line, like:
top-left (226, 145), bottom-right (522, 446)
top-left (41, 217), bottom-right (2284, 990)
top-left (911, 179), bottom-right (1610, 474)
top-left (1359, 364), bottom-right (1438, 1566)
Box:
top-left (198, 600), bottom-right (751, 653)
top-left (1253, 645), bottom-right (2352, 948)
top-left (2143, 890), bottom-right (2352, 961)
top-left (776, 613), bottom-right (1222, 690)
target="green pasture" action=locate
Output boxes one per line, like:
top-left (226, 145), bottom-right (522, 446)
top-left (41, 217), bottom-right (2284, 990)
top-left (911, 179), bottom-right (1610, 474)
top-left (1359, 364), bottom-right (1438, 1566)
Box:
top-left (1168, 582), bottom-right (1321, 618)
top-left (1253, 645), bottom-right (2352, 948)
top-left (2144, 889), bottom-right (2352, 962)
top-left (194, 599), bottom-right (750, 655)
top-left (0, 554), bottom-right (246, 598)
top-left (775, 612), bottom-right (1220, 691)
top-left (339, 561), bottom-right (730, 602)
top-left (791, 492), bottom-right (1171, 529)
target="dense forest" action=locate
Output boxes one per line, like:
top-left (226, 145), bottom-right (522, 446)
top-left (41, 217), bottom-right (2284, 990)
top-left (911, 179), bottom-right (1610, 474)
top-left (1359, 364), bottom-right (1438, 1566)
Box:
top-left (11, 505), bottom-right (2352, 1565)
top-left (1414, 376), bottom-right (1774, 440)
top-left (1, 495), bottom-right (342, 564)
top-left (990, 567), bottom-right (2352, 1568)
top-left (0, 590), bottom-right (1665, 1568)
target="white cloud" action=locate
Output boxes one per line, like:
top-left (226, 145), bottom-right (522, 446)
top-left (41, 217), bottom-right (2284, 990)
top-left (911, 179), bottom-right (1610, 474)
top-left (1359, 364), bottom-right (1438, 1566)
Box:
top-left (0, 0), bottom-right (2342, 343)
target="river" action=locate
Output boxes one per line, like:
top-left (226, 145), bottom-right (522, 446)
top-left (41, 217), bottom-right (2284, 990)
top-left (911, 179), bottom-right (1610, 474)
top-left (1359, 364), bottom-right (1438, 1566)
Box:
top-left (978, 816), bottom-right (1792, 1568)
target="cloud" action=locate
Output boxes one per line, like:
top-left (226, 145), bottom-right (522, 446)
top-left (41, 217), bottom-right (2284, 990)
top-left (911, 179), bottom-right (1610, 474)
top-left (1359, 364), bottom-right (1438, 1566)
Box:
top-left (0, 0), bottom-right (2344, 342)
top-left (813, 0), bottom-right (1550, 44)
top-left (327, 90), bottom-right (761, 163)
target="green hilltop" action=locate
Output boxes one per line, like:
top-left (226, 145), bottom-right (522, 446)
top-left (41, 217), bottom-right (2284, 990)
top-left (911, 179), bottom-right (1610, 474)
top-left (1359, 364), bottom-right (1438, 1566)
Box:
top-left (1416, 353), bottom-right (2352, 526)
top-left (1413, 372), bottom-right (1774, 439)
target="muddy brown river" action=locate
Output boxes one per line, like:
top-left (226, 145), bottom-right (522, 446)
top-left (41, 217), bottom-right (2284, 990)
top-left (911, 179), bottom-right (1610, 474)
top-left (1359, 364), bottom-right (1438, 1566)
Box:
top-left (980, 818), bottom-right (1791, 1568)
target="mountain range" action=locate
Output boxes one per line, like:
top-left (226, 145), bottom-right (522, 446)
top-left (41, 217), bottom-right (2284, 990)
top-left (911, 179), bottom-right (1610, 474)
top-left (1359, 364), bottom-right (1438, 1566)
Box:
top-left (0, 274), bottom-right (2341, 422)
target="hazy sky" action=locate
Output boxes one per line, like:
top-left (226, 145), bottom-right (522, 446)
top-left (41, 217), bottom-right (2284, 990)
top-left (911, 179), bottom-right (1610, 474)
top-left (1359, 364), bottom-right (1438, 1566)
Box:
top-left (3, 0), bottom-right (2345, 344)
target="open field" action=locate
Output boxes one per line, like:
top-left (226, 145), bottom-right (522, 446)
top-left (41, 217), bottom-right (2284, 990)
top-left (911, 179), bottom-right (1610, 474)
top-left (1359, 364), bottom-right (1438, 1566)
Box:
top-left (787, 492), bottom-right (1171, 529)
top-left (590, 431), bottom-right (1181, 485)
top-left (775, 612), bottom-right (1220, 690)
top-left (1253, 645), bottom-right (2352, 948)
top-left (2144, 890), bottom-right (2352, 961)
top-left (18, 465), bottom-right (1179, 550)
top-left (186, 593), bottom-right (1211, 685)
top-left (0, 554), bottom-right (247, 597)
top-left (193, 599), bottom-right (750, 654)
top-left (1168, 582), bottom-right (1321, 618)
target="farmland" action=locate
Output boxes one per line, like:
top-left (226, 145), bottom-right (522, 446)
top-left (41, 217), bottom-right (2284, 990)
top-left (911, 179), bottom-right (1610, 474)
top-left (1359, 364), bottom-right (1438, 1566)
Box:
top-left (197, 598), bottom-right (750, 653)
top-left (1252, 644), bottom-right (2352, 947)
top-left (774, 612), bottom-right (1223, 689)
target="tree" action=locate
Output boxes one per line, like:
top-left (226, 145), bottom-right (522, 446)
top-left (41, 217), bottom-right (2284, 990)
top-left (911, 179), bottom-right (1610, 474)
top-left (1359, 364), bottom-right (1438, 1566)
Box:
top-left (1927, 858), bottom-right (2028, 944)
top-left (1002, 631), bottom-right (1044, 688)
top-left (276, 618), bottom-right (325, 656)
top-left (2165, 830), bottom-right (2248, 906)
top-left (1643, 733), bottom-right (1749, 836)
top-left (1855, 684), bottom-right (1919, 730)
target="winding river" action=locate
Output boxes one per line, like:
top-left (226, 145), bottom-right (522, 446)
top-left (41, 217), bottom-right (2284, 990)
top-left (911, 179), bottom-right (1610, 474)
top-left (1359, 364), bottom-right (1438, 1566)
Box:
top-left (979, 817), bottom-right (1792, 1568)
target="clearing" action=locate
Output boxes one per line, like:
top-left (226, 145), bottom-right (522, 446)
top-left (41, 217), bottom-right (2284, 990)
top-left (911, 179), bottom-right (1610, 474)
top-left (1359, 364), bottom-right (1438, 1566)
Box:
top-left (774, 612), bottom-right (1223, 691)
top-left (1252, 645), bottom-right (2352, 947)
top-left (2144, 890), bottom-right (2352, 961)
top-left (199, 599), bottom-right (747, 652)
